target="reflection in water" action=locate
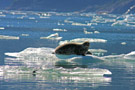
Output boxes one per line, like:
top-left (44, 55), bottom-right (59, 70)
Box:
top-left (3, 47), bottom-right (112, 88)
top-left (0, 65), bottom-right (112, 88)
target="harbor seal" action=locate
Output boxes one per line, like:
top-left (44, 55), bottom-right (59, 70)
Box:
top-left (54, 41), bottom-right (92, 56)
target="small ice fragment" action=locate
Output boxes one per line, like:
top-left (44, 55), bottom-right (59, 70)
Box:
top-left (21, 34), bottom-right (29, 36)
top-left (94, 31), bottom-right (100, 34)
top-left (121, 42), bottom-right (126, 45)
top-left (0, 35), bottom-right (19, 40)
top-left (0, 27), bottom-right (5, 30)
top-left (53, 28), bottom-right (67, 32)
top-left (40, 33), bottom-right (62, 40)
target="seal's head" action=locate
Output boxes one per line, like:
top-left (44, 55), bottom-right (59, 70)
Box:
top-left (82, 41), bottom-right (90, 48)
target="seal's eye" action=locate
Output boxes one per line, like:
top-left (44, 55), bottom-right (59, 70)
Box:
top-left (83, 42), bottom-right (89, 46)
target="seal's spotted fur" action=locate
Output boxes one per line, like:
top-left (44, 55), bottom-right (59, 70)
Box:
top-left (54, 41), bottom-right (92, 56)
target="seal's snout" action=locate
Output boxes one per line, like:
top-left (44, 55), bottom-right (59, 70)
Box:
top-left (83, 41), bottom-right (90, 47)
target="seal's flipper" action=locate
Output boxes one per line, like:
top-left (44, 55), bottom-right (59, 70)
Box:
top-left (86, 51), bottom-right (92, 55)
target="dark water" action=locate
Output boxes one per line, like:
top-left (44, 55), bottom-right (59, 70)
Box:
top-left (0, 10), bottom-right (135, 90)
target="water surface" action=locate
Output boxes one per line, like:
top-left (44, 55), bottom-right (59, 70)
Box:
top-left (0, 10), bottom-right (135, 90)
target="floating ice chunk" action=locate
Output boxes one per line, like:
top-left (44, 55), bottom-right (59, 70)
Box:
top-left (5, 47), bottom-right (105, 69)
top-left (53, 28), bottom-right (67, 32)
top-left (59, 38), bottom-right (107, 45)
top-left (5, 52), bottom-right (19, 58)
top-left (10, 11), bottom-right (27, 15)
top-left (90, 49), bottom-right (107, 53)
top-left (83, 28), bottom-right (100, 34)
top-left (125, 5), bottom-right (135, 14)
top-left (0, 35), bottom-right (19, 40)
top-left (89, 49), bottom-right (107, 56)
top-left (72, 22), bottom-right (86, 26)
top-left (91, 15), bottom-right (116, 24)
top-left (102, 50), bottom-right (135, 61)
top-left (6, 48), bottom-right (54, 58)
top-left (0, 65), bottom-right (111, 86)
top-left (17, 16), bottom-right (26, 19)
top-left (40, 33), bottom-right (62, 40)
top-left (21, 34), bottom-right (29, 36)
top-left (39, 16), bottom-right (50, 18)
top-left (124, 51), bottom-right (135, 60)
top-left (64, 20), bottom-right (74, 23)
top-left (5, 47), bottom-right (58, 68)
top-left (94, 31), bottom-right (100, 34)
top-left (29, 17), bottom-right (35, 19)
top-left (111, 14), bottom-right (135, 27)
top-left (57, 22), bottom-right (64, 26)
top-left (0, 14), bottom-right (6, 17)
top-left (0, 27), bottom-right (5, 30)
top-left (4, 47), bottom-right (112, 87)
top-left (111, 21), bottom-right (123, 26)
top-left (38, 12), bottom-right (51, 17)
top-left (38, 12), bottom-right (50, 18)
top-left (72, 22), bottom-right (91, 26)
top-left (121, 42), bottom-right (126, 45)
top-left (84, 29), bottom-right (93, 34)
top-left (91, 16), bottom-right (104, 23)
top-left (63, 55), bottom-right (104, 66)
top-left (0, 12), bottom-right (2, 14)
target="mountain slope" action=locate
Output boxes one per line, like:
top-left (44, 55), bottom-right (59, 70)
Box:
top-left (1, 0), bottom-right (135, 14)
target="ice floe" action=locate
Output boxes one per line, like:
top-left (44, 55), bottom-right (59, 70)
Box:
top-left (3, 47), bottom-right (111, 86)
top-left (5, 47), bottom-right (57, 68)
top-left (29, 17), bottom-right (35, 20)
top-left (64, 19), bottom-right (74, 23)
top-left (91, 15), bottom-right (116, 24)
top-left (83, 28), bottom-right (100, 34)
top-left (53, 28), bottom-right (67, 32)
top-left (5, 47), bottom-right (104, 67)
top-left (0, 35), bottom-right (19, 40)
top-left (84, 28), bottom-right (93, 34)
top-left (21, 34), bottom-right (29, 37)
top-left (125, 5), bottom-right (135, 14)
top-left (59, 38), bottom-right (107, 45)
top-left (40, 33), bottom-right (62, 40)
top-left (124, 51), bottom-right (135, 60)
top-left (0, 14), bottom-right (6, 17)
top-left (39, 16), bottom-right (50, 18)
top-left (0, 27), bottom-right (5, 30)
top-left (94, 31), bottom-right (100, 34)
top-left (72, 22), bottom-right (91, 26)
top-left (57, 22), bottom-right (65, 26)
top-left (121, 42), bottom-right (127, 45)
top-left (90, 49), bottom-right (107, 56)
top-left (111, 14), bottom-right (135, 27)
